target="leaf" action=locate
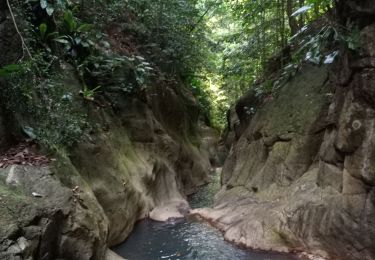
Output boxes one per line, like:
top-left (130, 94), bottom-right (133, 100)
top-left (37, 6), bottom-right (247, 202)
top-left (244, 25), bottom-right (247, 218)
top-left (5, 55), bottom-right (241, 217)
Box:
top-left (102, 41), bottom-right (110, 48)
top-left (323, 51), bottom-right (339, 64)
top-left (63, 10), bottom-right (76, 32)
top-left (290, 25), bottom-right (308, 40)
top-left (2, 64), bottom-right (21, 71)
top-left (74, 37), bottom-right (81, 45)
top-left (46, 31), bottom-right (59, 40)
top-left (0, 64), bottom-right (21, 76)
top-left (40, 0), bottom-right (47, 9)
top-left (77, 23), bottom-right (92, 32)
top-left (92, 85), bottom-right (101, 92)
top-left (0, 69), bottom-right (9, 76)
top-left (305, 51), bottom-right (320, 65)
top-left (53, 37), bottom-right (70, 44)
top-left (346, 28), bottom-right (361, 51)
top-left (46, 6), bottom-right (54, 16)
top-left (81, 41), bottom-right (90, 48)
top-left (22, 126), bottom-right (36, 139)
top-left (39, 23), bottom-right (47, 39)
top-left (56, 0), bottom-right (66, 8)
top-left (291, 5), bottom-right (312, 17)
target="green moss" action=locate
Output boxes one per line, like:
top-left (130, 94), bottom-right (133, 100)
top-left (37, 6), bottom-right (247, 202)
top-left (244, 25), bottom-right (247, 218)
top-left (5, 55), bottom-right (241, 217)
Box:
top-left (260, 65), bottom-right (331, 136)
top-left (0, 180), bottom-right (30, 203)
top-left (0, 182), bottom-right (32, 238)
top-left (271, 229), bottom-right (297, 247)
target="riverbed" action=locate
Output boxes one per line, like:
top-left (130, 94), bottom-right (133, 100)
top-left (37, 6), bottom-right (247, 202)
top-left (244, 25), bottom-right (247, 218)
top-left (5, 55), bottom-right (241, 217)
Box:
top-left (112, 170), bottom-right (299, 260)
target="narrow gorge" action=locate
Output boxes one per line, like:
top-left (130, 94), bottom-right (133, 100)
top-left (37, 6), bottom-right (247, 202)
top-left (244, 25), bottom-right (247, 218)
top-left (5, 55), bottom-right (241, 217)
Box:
top-left (1, 0), bottom-right (375, 260)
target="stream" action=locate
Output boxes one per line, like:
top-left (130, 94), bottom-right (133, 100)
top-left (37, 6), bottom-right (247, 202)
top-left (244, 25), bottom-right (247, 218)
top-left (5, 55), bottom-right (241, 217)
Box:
top-left (112, 169), bottom-right (299, 260)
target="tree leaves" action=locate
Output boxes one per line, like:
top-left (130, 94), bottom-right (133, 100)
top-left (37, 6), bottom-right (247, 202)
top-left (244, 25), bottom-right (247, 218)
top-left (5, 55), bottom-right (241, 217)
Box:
top-left (40, 0), bottom-right (54, 16)
top-left (46, 6), bottom-right (54, 16)
top-left (291, 5), bottom-right (312, 17)
top-left (77, 23), bottom-right (93, 33)
top-left (63, 10), bottom-right (76, 33)
top-left (0, 64), bottom-right (22, 77)
top-left (323, 51), bottom-right (339, 64)
top-left (53, 37), bottom-right (70, 44)
top-left (40, 0), bottom-right (47, 9)
top-left (39, 23), bottom-right (47, 39)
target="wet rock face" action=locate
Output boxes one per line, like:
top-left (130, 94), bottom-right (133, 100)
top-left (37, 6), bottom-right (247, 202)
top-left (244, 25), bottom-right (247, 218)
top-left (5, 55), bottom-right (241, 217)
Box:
top-left (194, 23), bottom-right (375, 259)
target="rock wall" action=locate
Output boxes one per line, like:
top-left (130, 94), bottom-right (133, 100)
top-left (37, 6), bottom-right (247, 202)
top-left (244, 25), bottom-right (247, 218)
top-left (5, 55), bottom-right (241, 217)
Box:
top-left (192, 8), bottom-right (375, 258)
top-left (0, 80), bottom-right (216, 260)
top-left (0, 2), bottom-right (218, 259)
top-left (0, 72), bottom-right (216, 259)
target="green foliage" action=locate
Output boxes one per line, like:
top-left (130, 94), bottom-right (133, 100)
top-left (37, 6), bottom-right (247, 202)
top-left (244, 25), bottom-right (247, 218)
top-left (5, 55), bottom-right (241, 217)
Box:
top-left (97, 0), bottom-right (225, 126)
top-left (2, 0), bottom-right (213, 147)
top-left (80, 84), bottom-right (101, 101)
top-left (32, 1), bottom-right (151, 99)
top-left (189, 75), bottom-right (228, 129)
top-left (295, 22), bottom-right (361, 67)
top-left (39, 23), bottom-right (47, 39)
top-left (210, 0), bottom-right (335, 104)
top-left (190, 77), bottom-right (212, 117)
top-left (4, 0), bottom-right (353, 143)
top-left (63, 10), bottom-right (76, 32)
top-left (99, 0), bottom-right (210, 77)
top-left (0, 64), bottom-right (22, 76)
top-left (343, 26), bottom-right (361, 51)
top-left (2, 55), bottom-right (88, 148)
top-left (40, 0), bottom-right (56, 16)
top-left (1, 0), bottom-right (125, 147)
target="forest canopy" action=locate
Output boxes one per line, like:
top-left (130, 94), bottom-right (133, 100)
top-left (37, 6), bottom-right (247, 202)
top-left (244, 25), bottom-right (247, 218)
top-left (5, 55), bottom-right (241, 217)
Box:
top-left (1, 0), bottom-right (340, 146)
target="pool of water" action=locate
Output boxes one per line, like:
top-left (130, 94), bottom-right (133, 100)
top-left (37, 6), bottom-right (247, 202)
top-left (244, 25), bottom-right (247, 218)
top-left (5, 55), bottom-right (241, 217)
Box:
top-left (112, 170), bottom-right (299, 260)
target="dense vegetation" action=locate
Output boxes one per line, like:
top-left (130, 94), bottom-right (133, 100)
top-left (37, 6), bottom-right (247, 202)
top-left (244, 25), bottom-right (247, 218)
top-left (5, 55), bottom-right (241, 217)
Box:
top-left (1, 0), bottom-right (211, 147)
top-left (1, 0), bottom-right (353, 148)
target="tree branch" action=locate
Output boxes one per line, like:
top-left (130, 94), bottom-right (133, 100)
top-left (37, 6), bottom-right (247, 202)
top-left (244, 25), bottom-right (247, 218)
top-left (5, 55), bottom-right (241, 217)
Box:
top-left (189, 0), bottom-right (220, 33)
top-left (6, 0), bottom-right (33, 60)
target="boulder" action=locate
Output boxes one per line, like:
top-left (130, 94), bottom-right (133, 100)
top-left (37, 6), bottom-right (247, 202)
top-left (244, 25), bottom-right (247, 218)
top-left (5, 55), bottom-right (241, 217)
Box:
top-left (0, 165), bottom-right (108, 260)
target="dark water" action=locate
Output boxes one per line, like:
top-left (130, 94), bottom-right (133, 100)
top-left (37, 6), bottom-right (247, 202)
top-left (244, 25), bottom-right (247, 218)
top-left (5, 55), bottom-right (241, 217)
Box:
top-left (112, 170), bottom-right (299, 260)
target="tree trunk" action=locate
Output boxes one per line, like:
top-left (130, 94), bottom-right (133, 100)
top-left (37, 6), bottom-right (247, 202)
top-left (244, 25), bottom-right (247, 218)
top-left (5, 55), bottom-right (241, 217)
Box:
top-left (281, 0), bottom-right (286, 47)
top-left (286, 0), bottom-right (299, 35)
top-left (298, 0), bottom-right (305, 28)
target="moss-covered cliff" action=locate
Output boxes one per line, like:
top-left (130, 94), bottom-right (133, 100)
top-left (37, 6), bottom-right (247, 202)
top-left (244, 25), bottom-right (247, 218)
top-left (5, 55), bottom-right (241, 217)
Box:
top-left (0, 1), bottom-right (219, 259)
top-left (0, 69), bottom-right (217, 260)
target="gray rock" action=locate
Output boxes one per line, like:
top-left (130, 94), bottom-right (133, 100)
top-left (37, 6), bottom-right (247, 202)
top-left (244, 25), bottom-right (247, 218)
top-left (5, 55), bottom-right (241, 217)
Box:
top-left (193, 60), bottom-right (375, 259)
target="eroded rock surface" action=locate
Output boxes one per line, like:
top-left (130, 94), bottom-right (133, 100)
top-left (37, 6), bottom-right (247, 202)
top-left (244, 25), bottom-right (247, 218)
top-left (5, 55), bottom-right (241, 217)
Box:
top-left (0, 165), bottom-right (109, 260)
top-left (0, 1), bottom-right (218, 257)
top-left (0, 79), bottom-right (217, 259)
top-left (193, 4), bottom-right (375, 259)
top-left (192, 46), bottom-right (375, 259)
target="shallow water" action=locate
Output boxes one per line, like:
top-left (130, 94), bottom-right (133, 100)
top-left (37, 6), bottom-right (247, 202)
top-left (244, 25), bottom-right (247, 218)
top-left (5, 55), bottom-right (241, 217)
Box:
top-left (112, 171), bottom-right (299, 260)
